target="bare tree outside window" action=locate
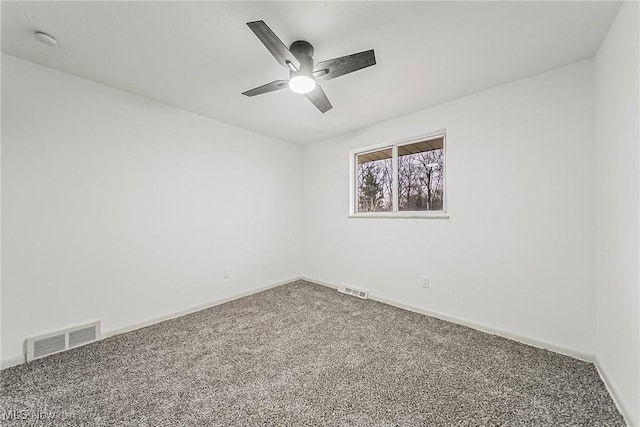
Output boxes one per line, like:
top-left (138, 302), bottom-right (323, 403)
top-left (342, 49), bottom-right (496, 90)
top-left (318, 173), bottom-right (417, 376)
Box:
top-left (398, 139), bottom-right (444, 211)
top-left (353, 134), bottom-right (445, 215)
top-left (356, 148), bottom-right (392, 212)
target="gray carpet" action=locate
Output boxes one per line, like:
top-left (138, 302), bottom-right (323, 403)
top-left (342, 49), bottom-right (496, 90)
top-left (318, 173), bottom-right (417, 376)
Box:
top-left (0, 280), bottom-right (625, 426)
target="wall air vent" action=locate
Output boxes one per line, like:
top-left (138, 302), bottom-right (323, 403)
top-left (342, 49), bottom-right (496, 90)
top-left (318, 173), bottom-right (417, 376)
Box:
top-left (339, 286), bottom-right (369, 299)
top-left (33, 334), bottom-right (65, 359)
top-left (24, 321), bottom-right (101, 362)
top-left (69, 325), bottom-right (98, 347)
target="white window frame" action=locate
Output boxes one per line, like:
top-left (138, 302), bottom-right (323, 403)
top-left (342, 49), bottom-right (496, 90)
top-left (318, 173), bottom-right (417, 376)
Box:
top-left (349, 131), bottom-right (449, 219)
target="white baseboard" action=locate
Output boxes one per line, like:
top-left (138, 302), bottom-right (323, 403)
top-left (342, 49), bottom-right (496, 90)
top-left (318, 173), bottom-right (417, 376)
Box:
top-left (302, 276), bottom-right (594, 362)
top-left (595, 360), bottom-right (636, 427)
top-left (102, 276), bottom-right (303, 340)
top-left (1, 355), bottom-right (26, 369)
top-left (1, 277), bottom-right (303, 370)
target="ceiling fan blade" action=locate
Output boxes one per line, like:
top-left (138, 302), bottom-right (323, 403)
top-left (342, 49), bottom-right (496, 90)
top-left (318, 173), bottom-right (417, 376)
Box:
top-left (304, 85), bottom-right (332, 113)
top-left (247, 21), bottom-right (300, 71)
top-left (313, 49), bottom-right (376, 81)
top-left (242, 80), bottom-right (289, 97)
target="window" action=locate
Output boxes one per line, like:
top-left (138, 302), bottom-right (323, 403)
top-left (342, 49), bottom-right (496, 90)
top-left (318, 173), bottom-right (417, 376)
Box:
top-left (355, 147), bottom-right (393, 212)
top-left (351, 133), bottom-right (447, 217)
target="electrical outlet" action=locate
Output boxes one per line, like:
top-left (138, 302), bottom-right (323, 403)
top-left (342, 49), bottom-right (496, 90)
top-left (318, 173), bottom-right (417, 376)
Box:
top-left (224, 267), bottom-right (231, 279)
top-left (422, 275), bottom-right (430, 288)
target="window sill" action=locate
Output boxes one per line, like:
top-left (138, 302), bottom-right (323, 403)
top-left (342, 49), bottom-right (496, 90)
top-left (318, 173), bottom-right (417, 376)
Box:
top-left (348, 212), bottom-right (450, 219)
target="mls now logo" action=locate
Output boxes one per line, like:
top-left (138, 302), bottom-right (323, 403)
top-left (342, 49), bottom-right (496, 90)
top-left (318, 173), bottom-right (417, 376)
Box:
top-left (1, 408), bottom-right (56, 421)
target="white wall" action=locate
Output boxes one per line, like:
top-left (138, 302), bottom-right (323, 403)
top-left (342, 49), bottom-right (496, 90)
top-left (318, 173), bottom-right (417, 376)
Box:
top-left (1, 54), bottom-right (302, 365)
top-left (302, 60), bottom-right (596, 358)
top-left (594, 2), bottom-right (640, 425)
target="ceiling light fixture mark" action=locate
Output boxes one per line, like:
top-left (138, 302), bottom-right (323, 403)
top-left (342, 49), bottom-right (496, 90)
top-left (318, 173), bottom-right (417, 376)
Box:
top-left (34, 31), bottom-right (58, 47)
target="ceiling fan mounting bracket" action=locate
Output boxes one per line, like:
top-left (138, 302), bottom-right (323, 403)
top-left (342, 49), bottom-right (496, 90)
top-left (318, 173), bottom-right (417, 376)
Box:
top-left (290, 41), bottom-right (314, 59)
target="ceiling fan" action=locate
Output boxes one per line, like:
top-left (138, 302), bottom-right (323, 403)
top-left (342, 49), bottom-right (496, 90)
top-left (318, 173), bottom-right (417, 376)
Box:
top-left (242, 20), bottom-right (376, 113)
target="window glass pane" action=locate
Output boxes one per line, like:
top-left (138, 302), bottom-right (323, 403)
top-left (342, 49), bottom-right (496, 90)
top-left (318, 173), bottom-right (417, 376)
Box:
top-left (398, 137), bottom-right (444, 211)
top-left (356, 148), bottom-right (393, 212)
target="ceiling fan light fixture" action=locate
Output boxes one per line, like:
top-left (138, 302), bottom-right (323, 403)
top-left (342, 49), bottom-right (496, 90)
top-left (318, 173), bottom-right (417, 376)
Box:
top-left (289, 75), bottom-right (316, 94)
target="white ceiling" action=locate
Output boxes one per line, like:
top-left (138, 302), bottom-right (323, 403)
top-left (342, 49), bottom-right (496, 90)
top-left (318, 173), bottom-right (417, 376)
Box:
top-left (1, 1), bottom-right (621, 145)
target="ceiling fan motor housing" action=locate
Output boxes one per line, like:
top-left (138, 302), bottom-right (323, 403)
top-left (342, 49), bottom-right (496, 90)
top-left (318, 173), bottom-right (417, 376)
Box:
top-left (289, 40), bottom-right (315, 78)
top-left (288, 41), bottom-right (316, 94)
